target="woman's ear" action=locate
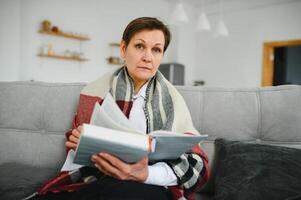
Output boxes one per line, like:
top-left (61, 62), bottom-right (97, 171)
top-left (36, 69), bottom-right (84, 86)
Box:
top-left (120, 40), bottom-right (126, 59)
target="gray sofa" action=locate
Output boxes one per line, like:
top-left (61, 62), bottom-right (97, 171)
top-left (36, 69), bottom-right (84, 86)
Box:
top-left (1, 81), bottom-right (301, 200)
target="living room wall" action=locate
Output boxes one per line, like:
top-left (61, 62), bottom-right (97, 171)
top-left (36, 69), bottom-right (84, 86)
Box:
top-left (195, 0), bottom-right (301, 87)
top-left (0, 0), bottom-right (21, 81)
top-left (0, 0), bottom-right (184, 83)
top-left (0, 0), bottom-right (300, 87)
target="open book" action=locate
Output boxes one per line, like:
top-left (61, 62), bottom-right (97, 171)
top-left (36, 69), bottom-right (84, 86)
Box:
top-left (73, 93), bottom-right (207, 166)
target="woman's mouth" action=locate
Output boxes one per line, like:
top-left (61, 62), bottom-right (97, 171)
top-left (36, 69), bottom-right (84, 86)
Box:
top-left (137, 66), bottom-right (151, 70)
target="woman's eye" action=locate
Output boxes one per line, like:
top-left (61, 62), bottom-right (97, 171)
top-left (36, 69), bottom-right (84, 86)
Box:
top-left (153, 48), bottom-right (162, 53)
top-left (135, 44), bottom-right (144, 49)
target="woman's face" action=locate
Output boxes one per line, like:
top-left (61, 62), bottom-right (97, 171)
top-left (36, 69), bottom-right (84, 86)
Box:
top-left (120, 29), bottom-right (165, 86)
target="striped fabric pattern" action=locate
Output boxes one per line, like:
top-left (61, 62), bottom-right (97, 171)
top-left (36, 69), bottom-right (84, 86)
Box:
top-left (110, 67), bottom-right (175, 133)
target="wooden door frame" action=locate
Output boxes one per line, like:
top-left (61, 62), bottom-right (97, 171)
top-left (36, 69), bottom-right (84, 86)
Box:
top-left (261, 39), bottom-right (301, 86)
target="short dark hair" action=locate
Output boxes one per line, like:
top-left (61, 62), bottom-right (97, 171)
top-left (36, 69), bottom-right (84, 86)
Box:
top-left (122, 17), bottom-right (171, 52)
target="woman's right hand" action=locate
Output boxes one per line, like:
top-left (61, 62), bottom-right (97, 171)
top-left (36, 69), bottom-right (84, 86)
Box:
top-left (65, 125), bottom-right (82, 151)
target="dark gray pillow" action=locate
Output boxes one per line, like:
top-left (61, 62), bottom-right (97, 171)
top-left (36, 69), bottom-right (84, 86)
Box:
top-left (214, 138), bottom-right (301, 200)
top-left (0, 162), bottom-right (59, 199)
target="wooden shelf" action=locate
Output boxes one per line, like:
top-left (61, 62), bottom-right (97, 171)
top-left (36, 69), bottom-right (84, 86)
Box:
top-left (109, 42), bottom-right (120, 47)
top-left (106, 56), bottom-right (123, 65)
top-left (38, 54), bottom-right (89, 62)
top-left (39, 30), bottom-right (90, 41)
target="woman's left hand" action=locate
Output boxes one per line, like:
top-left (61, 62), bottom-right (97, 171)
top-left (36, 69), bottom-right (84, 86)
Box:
top-left (91, 153), bottom-right (149, 182)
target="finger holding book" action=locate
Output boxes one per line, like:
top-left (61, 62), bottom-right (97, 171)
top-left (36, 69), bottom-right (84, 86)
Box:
top-left (91, 152), bottom-right (149, 182)
top-left (65, 125), bottom-right (82, 151)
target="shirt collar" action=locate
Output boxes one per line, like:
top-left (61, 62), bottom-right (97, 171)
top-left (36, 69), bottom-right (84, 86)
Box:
top-left (133, 83), bottom-right (147, 100)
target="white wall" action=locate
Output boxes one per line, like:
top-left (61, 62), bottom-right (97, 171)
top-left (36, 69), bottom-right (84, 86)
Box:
top-left (195, 0), bottom-right (301, 87)
top-left (1, 0), bottom-right (178, 83)
top-left (0, 0), bottom-right (21, 81)
top-left (1, 0), bottom-right (301, 86)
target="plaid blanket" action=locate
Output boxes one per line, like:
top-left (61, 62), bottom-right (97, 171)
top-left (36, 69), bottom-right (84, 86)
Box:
top-left (36, 67), bottom-right (209, 200)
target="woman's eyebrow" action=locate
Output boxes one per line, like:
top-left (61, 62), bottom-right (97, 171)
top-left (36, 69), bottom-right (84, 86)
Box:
top-left (134, 39), bottom-right (146, 43)
top-left (134, 39), bottom-right (163, 47)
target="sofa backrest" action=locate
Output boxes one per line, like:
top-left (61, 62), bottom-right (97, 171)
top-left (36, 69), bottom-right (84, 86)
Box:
top-left (176, 85), bottom-right (301, 163)
top-left (0, 82), bottom-right (300, 168)
top-left (0, 81), bottom-right (84, 168)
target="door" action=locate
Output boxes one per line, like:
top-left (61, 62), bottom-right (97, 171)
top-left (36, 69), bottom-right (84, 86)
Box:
top-left (261, 39), bottom-right (301, 86)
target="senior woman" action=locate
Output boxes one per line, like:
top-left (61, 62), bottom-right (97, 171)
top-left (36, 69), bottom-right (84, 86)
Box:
top-left (33, 17), bottom-right (209, 200)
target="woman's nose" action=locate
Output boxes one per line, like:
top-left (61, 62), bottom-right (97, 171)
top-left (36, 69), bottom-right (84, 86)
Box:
top-left (142, 49), bottom-right (152, 62)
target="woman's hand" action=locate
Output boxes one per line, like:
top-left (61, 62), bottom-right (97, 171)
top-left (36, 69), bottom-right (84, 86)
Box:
top-left (65, 125), bottom-right (82, 151)
top-left (91, 153), bottom-right (149, 182)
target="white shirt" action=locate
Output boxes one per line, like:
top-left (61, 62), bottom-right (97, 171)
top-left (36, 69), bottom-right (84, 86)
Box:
top-left (129, 84), bottom-right (178, 186)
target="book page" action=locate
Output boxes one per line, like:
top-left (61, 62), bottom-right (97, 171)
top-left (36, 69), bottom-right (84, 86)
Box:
top-left (61, 149), bottom-right (83, 171)
top-left (101, 93), bottom-right (133, 128)
top-left (90, 93), bottom-right (141, 134)
top-left (150, 130), bottom-right (191, 136)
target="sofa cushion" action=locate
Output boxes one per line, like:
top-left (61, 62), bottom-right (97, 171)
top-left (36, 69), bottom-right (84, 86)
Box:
top-left (0, 81), bottom-right (84, 132)
top-left (213, 138), bottom-right (301, 200)
top-left (260, 86), bottom-right (301, 142)
top-left (176, 87), bottom-right (260, 141)
top-left (0, 162), bottom-right (59, 199)
top-left (0, 82), bottom-right (46, 130)
top-left (0, 129), bottom-right (66, 167)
